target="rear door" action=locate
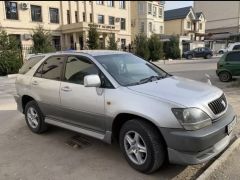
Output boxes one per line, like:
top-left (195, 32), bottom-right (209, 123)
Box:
top-left (224, 52), bottom-right (240, 76)
top-left (31, 55), bottom-right (65, 119)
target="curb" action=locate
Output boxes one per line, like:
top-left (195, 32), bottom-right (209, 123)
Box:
top-left (197, 137), bottom-right (240, 180)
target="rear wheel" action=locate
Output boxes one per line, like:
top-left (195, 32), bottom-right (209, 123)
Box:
top-left (24, 100), bottom-right (48, 133)
top-left (187, 54), bottom-right (193, 59)
top-left (119, 120), bottom-right (166, 174)
top-left (219, 50), bottom-right (224, 54)
top-left (219, 71), bottom-right (232, 82)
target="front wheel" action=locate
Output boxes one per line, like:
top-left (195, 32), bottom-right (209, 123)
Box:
top-left (219, 71), bottom-right (232, 82)
top-left (119, 120), bottom-right (166, 174)
top-left (205, 54), bottom-right (212, 59)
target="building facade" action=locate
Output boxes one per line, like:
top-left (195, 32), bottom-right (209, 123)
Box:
top-left (194, 1), bottom-right (240, 34)
top-left (131, 1), bottom-right (165, 40)
top-left (0, 1), bottom-right (131, 52)
top-left (164, 6), bottom-right (206, 41)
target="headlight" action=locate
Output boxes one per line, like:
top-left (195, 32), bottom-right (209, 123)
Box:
top-left (172, 108), bottom-right (212, 130)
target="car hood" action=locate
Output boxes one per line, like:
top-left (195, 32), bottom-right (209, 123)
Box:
top-left (127, 76), bottom-right (223, 107)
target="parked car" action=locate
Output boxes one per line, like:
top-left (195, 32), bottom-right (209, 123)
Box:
top-left (218, 42), bottom-right (240, 54)
top-left (217, 50), bottom-right (240, 82)
top-left (15, 50), bottom-right (236, 173)
top-left (183, 47), bottom-right (213, 59)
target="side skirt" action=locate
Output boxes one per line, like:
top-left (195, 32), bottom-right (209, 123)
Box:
top-left (45, 118), bottom-right (112, 144)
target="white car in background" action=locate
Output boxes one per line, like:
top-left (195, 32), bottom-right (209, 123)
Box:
top-left (218, 42), bottom-right (240, 54)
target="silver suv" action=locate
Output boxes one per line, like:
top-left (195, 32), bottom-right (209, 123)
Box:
top-left (15, 50), bottom-right (237, 173)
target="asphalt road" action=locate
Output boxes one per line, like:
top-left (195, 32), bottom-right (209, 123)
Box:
top-left (0, 58), bottom-right (228, 180)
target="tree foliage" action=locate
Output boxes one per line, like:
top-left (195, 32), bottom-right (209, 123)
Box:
top-left (134, 34), bottom-right (150, 60)
top-left (0, 30), bottom-right (22, 75)
top-left (88, 24), bottom-right (99, 49)
top-left (32, 26), bottom-right (54, 53)
top-left (148, 34), bottom-right (164, 61)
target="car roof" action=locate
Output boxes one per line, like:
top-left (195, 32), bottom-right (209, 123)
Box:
top-left (27, 50), bottom-right (128, 58)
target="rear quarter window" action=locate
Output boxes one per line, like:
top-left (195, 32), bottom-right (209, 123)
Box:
top-left (19, 56), bottom-right (45, 74)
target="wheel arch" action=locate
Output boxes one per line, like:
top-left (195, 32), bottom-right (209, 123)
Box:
top-left (22, 95), bottom-right (35, 112)
top-left (111, 113), bottom-right (166, 145)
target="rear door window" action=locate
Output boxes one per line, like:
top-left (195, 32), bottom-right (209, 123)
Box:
top-left (34, 56), bottom-right (65, 80)
top-left (19, 56), bottom-right (45, 74)
top-left (226, 52), bottom-right (240, 62)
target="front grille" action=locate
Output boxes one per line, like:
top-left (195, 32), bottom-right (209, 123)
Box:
top-left (208, 94), bottom-right (227, 115)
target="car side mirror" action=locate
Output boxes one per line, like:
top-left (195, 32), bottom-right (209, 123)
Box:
top-left (84, 75), bottom-right (101, 87)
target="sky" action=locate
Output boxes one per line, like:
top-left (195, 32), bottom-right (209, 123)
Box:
top-left (165, 1), bottom-right (193, 11)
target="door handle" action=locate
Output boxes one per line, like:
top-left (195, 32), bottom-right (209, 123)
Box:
top-left (61, 86), bottom-right (72, 92)
top-left (32, 81), bottom-right (38, 85)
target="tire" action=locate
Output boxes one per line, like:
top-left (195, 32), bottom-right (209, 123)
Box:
top-left (119, 120), bottom-right (166, 174)
top-left (24, 100), bottom-right (48, 133)
top-left (219, 51), bottom-right (224, 54)
top-left (205, 54), bottom-right (212, 59)
top-left (187, 54), bottom-right (193, 59)
top-left (219, 71), bottom-right (232, 82)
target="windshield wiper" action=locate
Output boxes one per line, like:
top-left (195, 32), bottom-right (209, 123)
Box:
top-left (139, 75), bottom-right (163, 84)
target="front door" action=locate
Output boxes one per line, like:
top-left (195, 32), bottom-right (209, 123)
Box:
top-left (59, 55), bottom-right (105, 132)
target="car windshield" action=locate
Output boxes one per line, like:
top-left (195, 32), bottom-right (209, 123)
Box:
top-left (94, 53), bottom-right (169, 86)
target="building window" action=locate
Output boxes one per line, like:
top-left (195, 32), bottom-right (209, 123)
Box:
top-left (98, 15), bottom-right (104, 24)
top-left (187, 22), bottom-right (191, 29)
top-left (120, 18), bottom-right (126, 30)
top-left (96, 1), bottom-right (104, 5)
top-left (119, 1), bottom-right (126, 9)
top-left (49, 8), bottom-right (59, 23)
top-left (153, 6), bottom-right (157, 17)
top-left (148, 3), bottom-right (152, 14)
top-left (107, 1), bottom-right (114, 7)
top-left (149, 22), bottom-right (152, 32)
top-left (5, 1), bottom-right (18, 20)
top-left (121, 39), bottom-right (126, 49)
top-left (199, 23), bottom-right (202, 30)
top-left (109, 16), bottom-right (115, 25)
top-left (159, 8), bottom-right (162, 18)
top-left (67, 10), bottom-right (70, 24)
top-left (140, 22), bottom-right (144, 33)
top-left (75, 11), bottom-right (78, 23)
top-left (138, 2), bottom-right (144, 15)
top-left (52, 36), bottom-right (61, 51)
top-left (90, 13), bottom-right (93, 22)
top-left (83, 12), bottom-right (86, 22)
top-left (160, 26), bottom-right (163, 34)
top-left (31, 5), bottom-right (42, 22)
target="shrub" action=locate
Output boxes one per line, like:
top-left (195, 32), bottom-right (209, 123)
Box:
top-left (0, 30), bottom-right (22, 75)
top-left (148, 34), bottom-right (164, 61)
top-left (163, 36), bottom-right (180, 59)
top-left (134, 34), bottom-right (150, 60)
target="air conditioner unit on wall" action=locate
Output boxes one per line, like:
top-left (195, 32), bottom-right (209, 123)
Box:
top-left (21, 2), bottom-right (30, 10)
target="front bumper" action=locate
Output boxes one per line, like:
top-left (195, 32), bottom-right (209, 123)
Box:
top-left (160, 105), bottom-right (237, 165)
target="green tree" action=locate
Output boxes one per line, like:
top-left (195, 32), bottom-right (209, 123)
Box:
top-left (107, 34), bottom-right (117, 50)
top-left (88, 24), bottom-right (99, 49)
top-left (32, 25), bottom-right (54, 53)
top-left (163, 36), bottom-right (180, 59)
top-left (148, 34), bottom-right (164, 61)
top-left (0, 30), bottom-right (22, 75)
top-left (134, 34), bottom-right (150, 60)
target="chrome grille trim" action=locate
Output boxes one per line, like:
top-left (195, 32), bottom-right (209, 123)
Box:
top-left (208, 94), bottom-right (227, 115)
